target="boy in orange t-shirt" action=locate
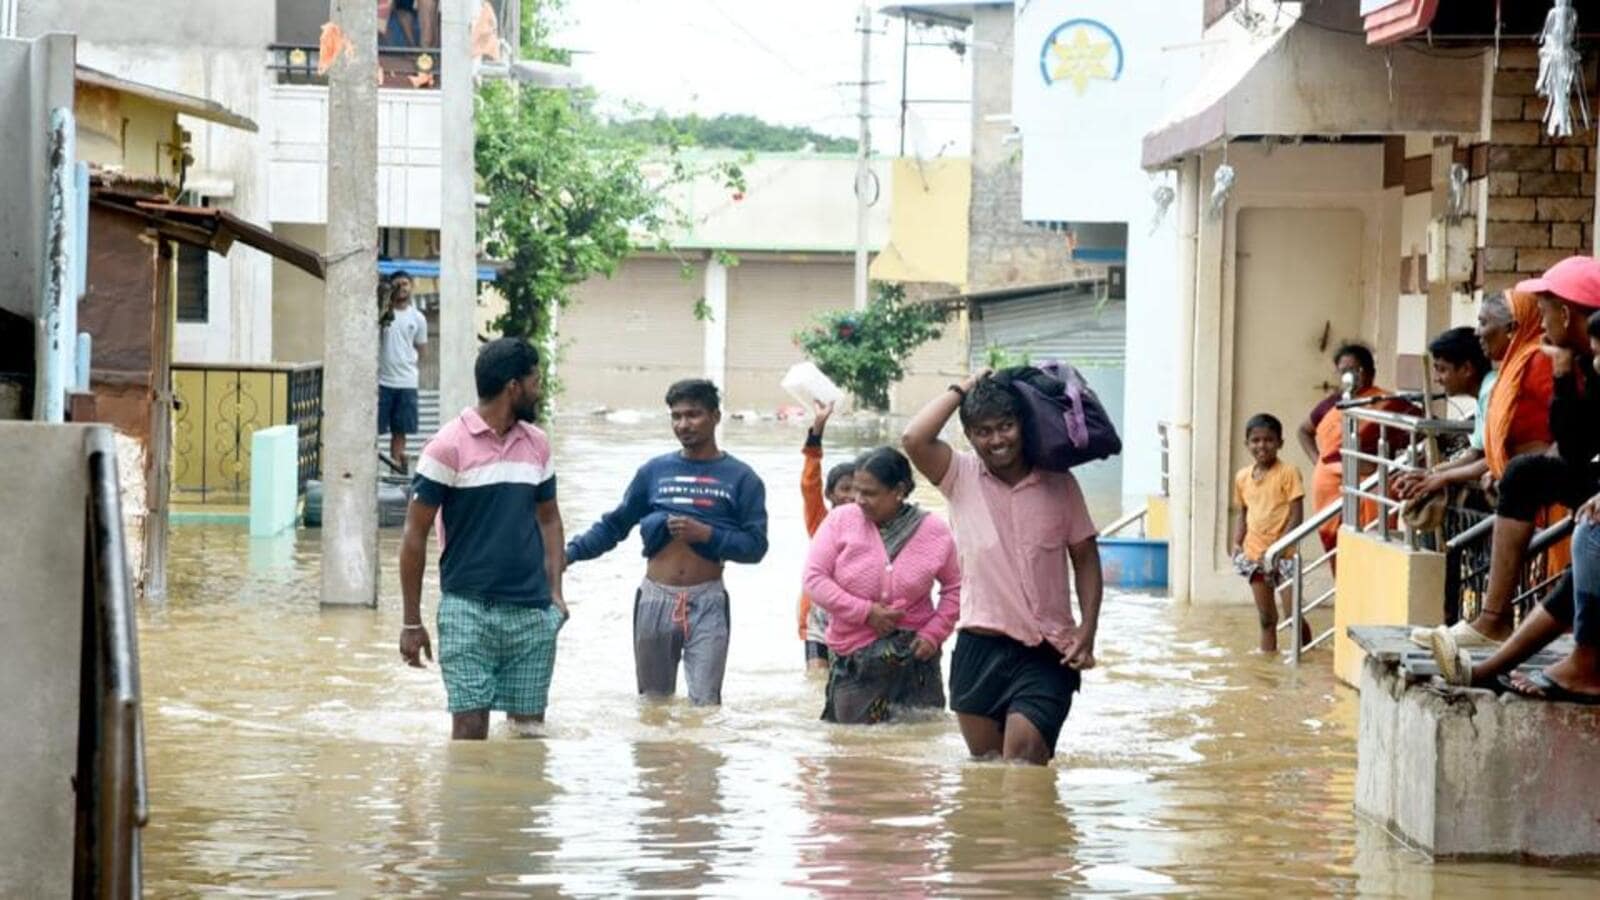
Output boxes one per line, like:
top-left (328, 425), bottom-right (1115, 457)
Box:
top-left (1231, 414), bottom-right (1307, 652)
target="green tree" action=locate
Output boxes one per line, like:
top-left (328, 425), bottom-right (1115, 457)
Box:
top-left (601, 113), bottom-right (857, 153)
top-left (480, 0), bottom-right (742, 413)
top-left (794, 284), bottom-right (952, 412)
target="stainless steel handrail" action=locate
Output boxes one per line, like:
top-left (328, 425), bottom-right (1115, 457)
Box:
top-left (80, 428), bottom-right (145, 896)
top-left (1100, 505), bottom-right (1148, 539)
top-left (1264, 435), bottom-right (1430, 664)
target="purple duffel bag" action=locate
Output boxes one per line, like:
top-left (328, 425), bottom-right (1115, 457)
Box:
top-left (991, 362), bottom-right (1122, 472)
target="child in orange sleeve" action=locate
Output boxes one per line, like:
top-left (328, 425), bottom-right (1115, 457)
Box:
top-left (799, 401), bottom-right (856, 671)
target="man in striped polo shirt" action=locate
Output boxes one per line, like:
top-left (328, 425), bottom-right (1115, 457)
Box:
top-left (398, 338), bottom-right (568, 739)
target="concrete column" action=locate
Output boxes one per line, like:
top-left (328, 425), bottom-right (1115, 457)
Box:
top-left (320, 0), bottom-right (380, 608)
top-left (1169, 156), bottom-right (1200, 605)
top-left (438, 0), bottom-right (477, 418)
top-left (1422, 143), bottom-right (1455, 344)
top-left (34, 106), bottom-right (73, 423)
top-left (1188, 149), bottom-right (1228, 604)
top-left (702, 257), bottom-right (728, 387)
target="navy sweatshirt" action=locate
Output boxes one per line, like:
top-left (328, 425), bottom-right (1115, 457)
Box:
top-left (566, 451), bottom-right (769, 565)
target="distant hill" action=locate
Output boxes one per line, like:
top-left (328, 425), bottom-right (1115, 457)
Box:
top-left (601, 113), bottom-right (858, 154)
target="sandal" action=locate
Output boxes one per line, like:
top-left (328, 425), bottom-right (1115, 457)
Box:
top-left (1428, 626), bottom-right (1472, 686)
top-left (1497, 670), bottom-right (1600, 705)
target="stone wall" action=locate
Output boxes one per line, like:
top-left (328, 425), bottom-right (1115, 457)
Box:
top-left (1482, 48), bottom-right (1597, 292)
top-left (967, 6), bottom-right (1099, 291)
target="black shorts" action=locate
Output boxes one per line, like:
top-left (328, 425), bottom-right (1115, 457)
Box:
top-left (378, 386), bottom-right (419, 436)
top-left (1495, 454), bottom-right (1597, 521)
top-left (804, 640), bottom-right (830, 663)
top-left (950, 630), bottom-right (1081, 756)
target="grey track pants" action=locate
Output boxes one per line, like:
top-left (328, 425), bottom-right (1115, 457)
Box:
top-left (634, 578), bottom-right (730, 705)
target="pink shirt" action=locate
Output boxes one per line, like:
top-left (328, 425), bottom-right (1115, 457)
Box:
top-left (803, 504), bottom-right (962, 656)
top-left (937, 451), bottom-right (1097, 651)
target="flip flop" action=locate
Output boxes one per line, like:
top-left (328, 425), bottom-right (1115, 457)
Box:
top-left (1497, 670), bottom-right (1600, 705)
top-left (1429, 626), bottom-right (1472, 687)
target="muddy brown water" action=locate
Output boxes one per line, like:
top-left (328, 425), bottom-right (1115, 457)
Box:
top-left (139, 418), bottom-right (1600, 896)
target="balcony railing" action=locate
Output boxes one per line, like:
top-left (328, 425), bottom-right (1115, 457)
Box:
top-left (171, 363), bottom-right (323, 508)
top-left (268, 0), bottom-right (520, 89)
top-left (269, 43), bottom-right (444, 89)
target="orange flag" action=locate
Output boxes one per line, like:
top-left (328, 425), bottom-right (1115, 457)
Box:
top-left (317, 22), bottom-right (356, 76)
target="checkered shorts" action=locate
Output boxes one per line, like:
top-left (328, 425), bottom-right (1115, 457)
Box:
top-left (1232, 553), bottom-right (1296, 584)
top-left (437, 592), bottom-right (562, 715)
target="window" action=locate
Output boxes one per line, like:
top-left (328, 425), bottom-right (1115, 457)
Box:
top-left (176, 242), bottom-right (209, 323)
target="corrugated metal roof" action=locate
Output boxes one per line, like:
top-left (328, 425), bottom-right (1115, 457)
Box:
top-left (968, 285), bottom-right (1126, 369)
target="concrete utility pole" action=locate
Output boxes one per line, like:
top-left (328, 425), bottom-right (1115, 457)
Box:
top-left (853, 2), bottom-right (872, 311)
top-left (321, 0), bottom-right (380, 608)
top-left (439, 0), bottom-right (477, 419)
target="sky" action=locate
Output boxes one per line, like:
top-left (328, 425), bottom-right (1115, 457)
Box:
top-left (556, 0), bottom-right (973, 158)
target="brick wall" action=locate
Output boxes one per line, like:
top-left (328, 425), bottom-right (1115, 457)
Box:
top-left (966, 7), bottom-right (1098, 291)
top-left (1482, 47), bottom-right (1597, 293)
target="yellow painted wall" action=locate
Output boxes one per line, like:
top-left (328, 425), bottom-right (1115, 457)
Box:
top-left (271, 224), bottom-right (328, 364)
top-left (1146, 495), bottom-right (1170, 540)
top-left (75, 84), bottom-right (181, 182)
top-left (1332, 529), bottom-right (1446, 687)
top-left (870, 158), bottom-right (971, 288)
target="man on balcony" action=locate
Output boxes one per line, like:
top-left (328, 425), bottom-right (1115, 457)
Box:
top-left (379, 270), bottom-right (428, 474)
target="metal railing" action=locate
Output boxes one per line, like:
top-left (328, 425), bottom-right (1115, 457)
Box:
top-left (1100, 506), bottom-right (1148, 539)
top-left (1264, 404), bottom-right (1472, 663)
top-left (172, 363), bottom-right (323, 507)
top-left (268, 0), bottom-right (521, 87)
top-left (76, 429), bottom-right (147, 895)
top-left (1338, 405), bottom-right (1474, 550)
top-left (1444, 513), bottom-right (1576, 626)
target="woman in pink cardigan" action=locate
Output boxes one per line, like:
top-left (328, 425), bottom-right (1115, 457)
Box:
top-left (805, 447), bottom-right (962, 724)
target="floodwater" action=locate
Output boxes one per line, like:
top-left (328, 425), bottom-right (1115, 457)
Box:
top-left (140, 418), bottom-right (1600, 896)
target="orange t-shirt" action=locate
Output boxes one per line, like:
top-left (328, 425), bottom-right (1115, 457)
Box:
top-left (1234, 460), bottom-right (1305, 561)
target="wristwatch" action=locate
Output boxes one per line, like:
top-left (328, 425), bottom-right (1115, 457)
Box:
top-left (948, 383), bottom-right (967, 399)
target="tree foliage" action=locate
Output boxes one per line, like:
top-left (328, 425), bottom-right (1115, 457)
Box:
top-left (794, 284), bottom-right (952, 412)
top-left (480, 0), bottom-right (743, 414)
top-left (601, 113), bottom-right (857, 154)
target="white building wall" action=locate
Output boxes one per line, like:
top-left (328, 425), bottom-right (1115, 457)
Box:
top-left (267, 85), bottom-right (443, 230)
top-left (21, 0), bottom-right (278, 364)
top-left (1012, 0), bottom-right (1206, 508)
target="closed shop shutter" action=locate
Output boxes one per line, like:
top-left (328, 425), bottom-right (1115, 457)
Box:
top-left (726, 257), bottom-right (852, 409)
top-left (561, 257), bottom-right (706, 409)
top-left (967, 286), bottom-right (1126, 370)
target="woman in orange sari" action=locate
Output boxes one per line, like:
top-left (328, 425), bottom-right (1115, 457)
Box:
top-left (1299, 344), bottom-right (1409, 554)
top-left (1484, 290), bottom-right (1567, 572)
top-left (1483, 291), bottom-right (1556, 481)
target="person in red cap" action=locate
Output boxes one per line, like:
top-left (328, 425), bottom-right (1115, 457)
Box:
top-left (1428, 256), bottom-right (1600, 694)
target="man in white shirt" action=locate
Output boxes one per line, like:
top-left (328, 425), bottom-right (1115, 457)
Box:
top-left (379, 270), bottom-right (429, 473)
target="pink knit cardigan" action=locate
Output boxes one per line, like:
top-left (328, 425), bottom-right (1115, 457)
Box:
top-left (803, 503), bottom-right (962, 656)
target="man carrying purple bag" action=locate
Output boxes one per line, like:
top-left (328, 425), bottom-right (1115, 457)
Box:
top-left (901, 368), bottom-right (1107, 766)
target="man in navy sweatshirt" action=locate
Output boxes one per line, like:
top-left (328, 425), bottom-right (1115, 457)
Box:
top-left (566, 378), bottom-right (768, 705)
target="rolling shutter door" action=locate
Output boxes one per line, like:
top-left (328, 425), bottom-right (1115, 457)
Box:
top-left (967, 287), bottom-right (1126, 370)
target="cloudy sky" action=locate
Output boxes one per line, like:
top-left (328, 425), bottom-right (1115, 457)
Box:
top-left (557, 0), bottom-right (972, 157)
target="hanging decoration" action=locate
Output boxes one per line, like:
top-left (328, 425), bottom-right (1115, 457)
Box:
top-left (1149, 182), bottom-right (1177, 234)
top-left (1208, 163), bottom-right (1235, 221)
top-left (1536, 0), bottom-right (1590, 139)
top-left (1447, 163), bottom-right (1470, 223)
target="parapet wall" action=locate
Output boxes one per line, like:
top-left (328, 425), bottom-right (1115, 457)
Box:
top-left (1355, 654), bottom-right (1600, 859)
